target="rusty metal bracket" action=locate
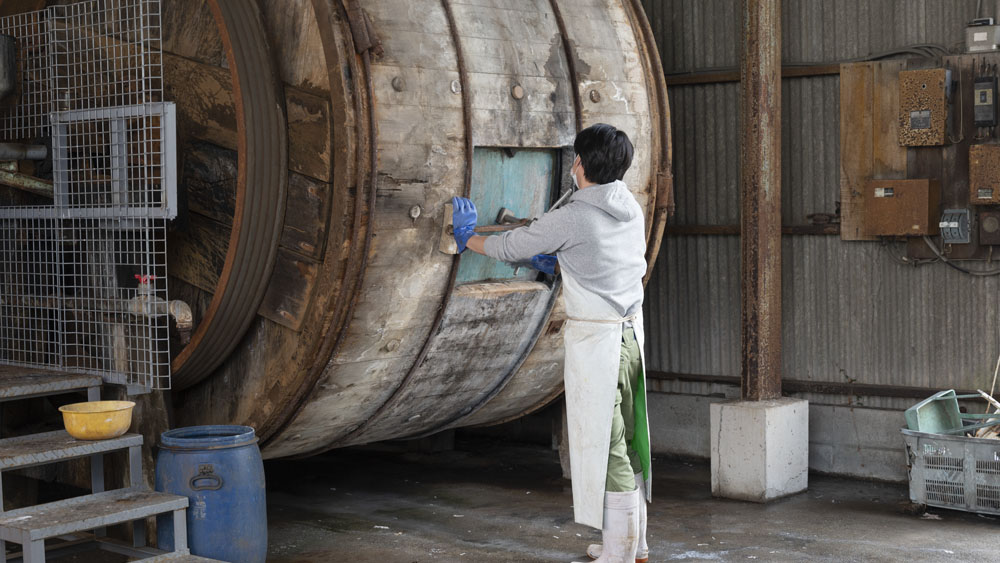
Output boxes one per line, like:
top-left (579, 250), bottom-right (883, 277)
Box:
top-left (344, 0), bottom-right (382, 56)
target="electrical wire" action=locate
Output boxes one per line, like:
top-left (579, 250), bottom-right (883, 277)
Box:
top-left (922, 235), bottom-right (1000, 275)
top-left (880, 238), bottom-right (938, 267)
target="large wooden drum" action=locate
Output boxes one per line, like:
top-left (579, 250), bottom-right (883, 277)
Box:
top-left (3, 0), bottom-right (672, 458)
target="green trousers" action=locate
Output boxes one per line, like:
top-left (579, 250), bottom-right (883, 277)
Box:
top-left (606, 326), bottom-right (643, 492)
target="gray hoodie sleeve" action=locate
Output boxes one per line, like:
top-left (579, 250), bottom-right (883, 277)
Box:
top-left (482, 206), bottom-right (574, 263)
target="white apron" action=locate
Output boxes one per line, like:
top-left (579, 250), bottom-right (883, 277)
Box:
top-left (562, 270), bottom-right (652, 529)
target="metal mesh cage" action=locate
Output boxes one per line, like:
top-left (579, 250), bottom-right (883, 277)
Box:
top-left (0, 9), bottom-right (50, 141)
top-left (0, 0), bottom-right (175, 391)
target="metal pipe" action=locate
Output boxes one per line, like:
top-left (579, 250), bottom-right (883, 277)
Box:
top-left (0, 144), bottom-right (47, 160)
top-left (739, 0), bottom-right (782, 401)
top-left (169, 300), bottom-right (193, 345)
top-left (647, 371), bottom-right (977, 400)
top-left (666, 64), bottom-right (840, 86)
top-left (666, 224), bottom-right (839, 236)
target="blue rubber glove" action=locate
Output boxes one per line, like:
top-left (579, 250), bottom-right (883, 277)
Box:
top-left (530, 254), bottom-right (558, 275)
top-left (452, 196), bottom-right (478, 253)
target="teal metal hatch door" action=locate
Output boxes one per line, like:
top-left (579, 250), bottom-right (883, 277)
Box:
top-left (456, 147), bottom-right (557, 284)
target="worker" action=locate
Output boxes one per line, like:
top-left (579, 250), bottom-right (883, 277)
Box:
top-left (451, 123), bottom-right (651, 563)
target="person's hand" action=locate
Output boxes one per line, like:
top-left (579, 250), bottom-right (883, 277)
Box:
top-left (452, 196), bottom-right (477, 253)
top-left (530, 254), bottom-right (558, 275)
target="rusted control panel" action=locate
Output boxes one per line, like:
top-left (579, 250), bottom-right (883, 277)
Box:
top-left (898, 69), bottom-right (950, 146)
top-left (862, 179), bottom-right (941, 237)
top-left (970, 144), bottom-right (1000, 204)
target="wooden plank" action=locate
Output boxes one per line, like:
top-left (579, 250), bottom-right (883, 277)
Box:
top-left (162, 0), bottom-right (226, 66)
top-left (182, 141), bottom-right (237, 226)
top-left (163, 53), bottom-right (238, 150)
top-left (350, 279), bottom-right (556, 444)
top-left (167, 213), bottom-right (229, 293)
top-left (286, 87), bottom-right (334, 183)
top-left (182, 143), bottom-right (330, 260)
top-left (456, 147), bottom-right (557, 284)
top-left (257, 248), bottom-right (319, 331)
top-left (261, 0), bottom-right (332, 93)
top-left (872, 60), bottom-right (908, 179)
top-left (839, 62), bottom-right (876, 241)
top-left (165, 54), bottom-right (333, 182)
top-left (280, 172), bottom-right (333, 260)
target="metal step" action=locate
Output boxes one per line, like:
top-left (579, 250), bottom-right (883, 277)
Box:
top-left (0, 488), bottom-right (187, 546)
top-left (0, 367), bottom-right (102, 402)
top-left (138, 550), bottom-right (228, 562)
top-left (0, 431), bottom-right (142, 471)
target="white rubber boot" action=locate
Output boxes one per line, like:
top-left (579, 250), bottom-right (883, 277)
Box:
top-left (586, 474), bottom-right (648, 562)
top-left (634, 473), bottom-right (648, 562)
top-left (574, 489), bottom-right (639, 563)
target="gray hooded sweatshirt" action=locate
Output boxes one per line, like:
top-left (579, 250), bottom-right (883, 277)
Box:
top-left (483, 179), bottom-right (646, 316)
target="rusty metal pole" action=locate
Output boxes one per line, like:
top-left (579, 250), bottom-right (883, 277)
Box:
top-left (739, 0), bottom-right (782, 401)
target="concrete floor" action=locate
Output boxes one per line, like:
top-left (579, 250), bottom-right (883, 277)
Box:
top-left (264, 438), bottom-right (1000, 562)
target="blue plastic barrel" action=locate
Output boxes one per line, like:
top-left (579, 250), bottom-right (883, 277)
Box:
top-left (155, 425), bottom-right (267, 563)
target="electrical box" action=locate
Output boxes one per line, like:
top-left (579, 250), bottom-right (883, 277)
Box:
top-left (939, 209), bottom-right (971, 244)
top-left (975, 76), bottom-right (999, 127)
top-left (980, 210), bottom-right (1000, 244)
top-left (970, 144), bottom-right (1000, 204)
top-left (863, 179), bottom-right (941, 237)
top-left (967, 18), bottom-right (1000, 52)
top-left (898, 69), bottom-right (950, 146)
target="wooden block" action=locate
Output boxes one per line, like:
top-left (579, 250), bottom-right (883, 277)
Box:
top-left (167, 213), bottom-right (229, 293)
top-left (873, 61), bottom-right (908, 178)
top-left (280, 172), bottom-right (333, 260)
top-left (165, 53), bottom-right (333, 182)
top-left (286, 86), bottom-right (333, 182)
top-left (182, 142), bottom-right (237, 225)
top-left (261, 0), bottom-right (332, 93)
top-left (164, 53), bottom-right (238, 149)
top-left (257, 248), bottom-right (319, 331)
top-left (162, 0), bottom-right (226, 66)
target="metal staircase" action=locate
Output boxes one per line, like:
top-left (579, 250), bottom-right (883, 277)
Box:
top-left (0, 370), bottom-right (218, 562)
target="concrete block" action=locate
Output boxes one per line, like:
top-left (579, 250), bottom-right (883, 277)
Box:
top-left (710, 398), bottom-right (809, 502)
top-left (647, 393), bottom-right (725, 458)
top-left (807, 404), bottom-right (908, 481)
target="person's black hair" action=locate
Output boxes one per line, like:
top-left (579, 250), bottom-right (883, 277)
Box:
top-left (572, 123), bottom-right (634, 185)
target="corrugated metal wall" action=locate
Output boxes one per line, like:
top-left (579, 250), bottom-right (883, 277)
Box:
top-left (642, 0), bottom-right (1000, 406)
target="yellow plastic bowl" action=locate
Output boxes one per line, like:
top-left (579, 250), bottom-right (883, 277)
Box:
top-left (58, 401), bottom-right (135, 440)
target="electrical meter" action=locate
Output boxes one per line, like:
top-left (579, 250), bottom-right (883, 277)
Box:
top-left (975, 76), bottom-right (999, 127)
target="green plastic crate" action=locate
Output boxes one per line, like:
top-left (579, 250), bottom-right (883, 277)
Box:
top-left (904, 390), bottom-right (962, 434)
